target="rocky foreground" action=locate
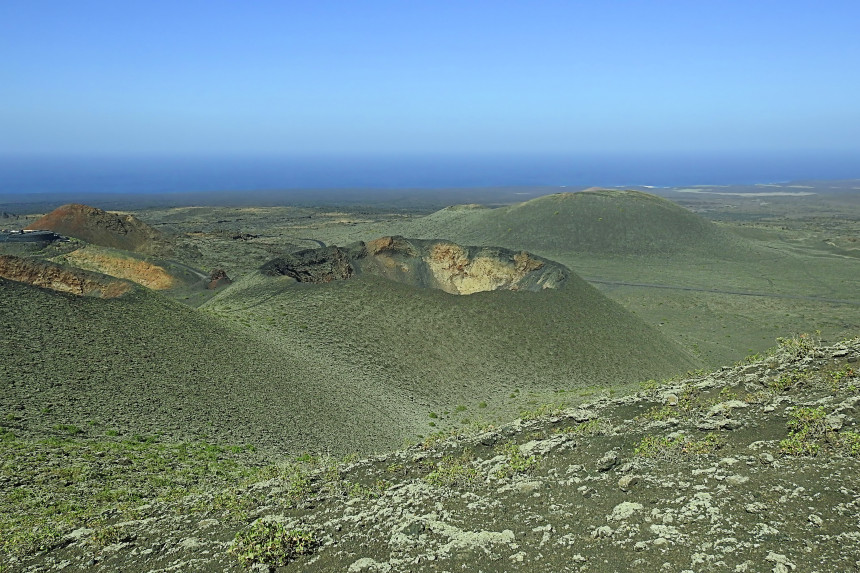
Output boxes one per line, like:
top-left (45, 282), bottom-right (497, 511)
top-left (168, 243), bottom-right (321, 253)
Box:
top-left (3, 336), bottom-right (859, 572)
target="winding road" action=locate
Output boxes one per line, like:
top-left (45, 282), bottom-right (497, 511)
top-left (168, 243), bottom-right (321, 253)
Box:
top-left (583, 278), bottom-right (859, 306)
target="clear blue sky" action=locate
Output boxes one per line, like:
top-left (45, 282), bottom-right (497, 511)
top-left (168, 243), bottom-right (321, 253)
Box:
top-left (2, 0), bottom-right (859, 157)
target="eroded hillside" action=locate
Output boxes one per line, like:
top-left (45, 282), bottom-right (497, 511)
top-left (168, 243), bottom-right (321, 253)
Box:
top-left (58, 247), bottom-right (176, 290)
top-left (0, 254), bottom-right (133, 298)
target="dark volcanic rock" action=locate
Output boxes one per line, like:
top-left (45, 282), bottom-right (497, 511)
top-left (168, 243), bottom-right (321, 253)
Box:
top-left (261, 245), bottom-right (358, 283)
top-left (207, 268), bottom-right (233, 289)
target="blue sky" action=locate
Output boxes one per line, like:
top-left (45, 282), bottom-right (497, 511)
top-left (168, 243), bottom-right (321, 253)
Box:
top-left (2, 0), bottom-right (859, 157)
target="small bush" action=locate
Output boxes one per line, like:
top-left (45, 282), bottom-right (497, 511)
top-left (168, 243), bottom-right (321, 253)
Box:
top-left (424, 452), bottom-right (478, 488)
top-left (565, 417), bottom-right (612, 437)
top-left (827, 364), bottom-right (856, 389)
top-left (776, 332), bottom-right (820, 359)
top-left (635, 435), bottom-right (680, 457)
top-left (640, 405), bottom-right (676, 421)
top-left (494, 442), bottom-right (537, 478)
top-left (520, 403), bottom-right (564, 421)
top-left (843, 432), bottom-right (860, 457)
top-left (89, 525), bottom-right (131, 549)
top-left (635, 433), bottom-right (722, 458)
top-left (769, 370), bottom-right (807, 392)
top-left (52, 424), bottom-right (83, 436)
top-left (779, 407), bottom-right (832, 456)
top-left (230, 521), bottom-right (317, 567)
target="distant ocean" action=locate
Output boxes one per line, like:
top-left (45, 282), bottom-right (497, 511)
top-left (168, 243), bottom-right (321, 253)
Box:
top-left (1, 153), bottom-right (858, 195)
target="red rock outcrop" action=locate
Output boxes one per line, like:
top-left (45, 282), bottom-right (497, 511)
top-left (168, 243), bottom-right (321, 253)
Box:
top-left (27, 204), bottom-right (162, 252)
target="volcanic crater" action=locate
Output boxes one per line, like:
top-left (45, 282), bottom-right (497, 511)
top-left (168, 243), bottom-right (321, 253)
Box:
top-left (261, 236), bottom-right (569, 295)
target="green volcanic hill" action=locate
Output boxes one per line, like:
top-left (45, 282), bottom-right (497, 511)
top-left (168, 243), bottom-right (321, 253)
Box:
top-left (385, 190), bottom-right (751, 258)
top-left (204, 253), bottom-right (699, 419)
top-left (1, 250), bottom-right (698, 460)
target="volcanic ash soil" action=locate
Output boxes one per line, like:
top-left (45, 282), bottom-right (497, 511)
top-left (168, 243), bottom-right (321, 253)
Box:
top-left (8, 338), bottom-right (860, 572)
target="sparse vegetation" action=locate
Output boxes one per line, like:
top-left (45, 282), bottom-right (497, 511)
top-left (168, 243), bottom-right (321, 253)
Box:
top-left (776, 332), bottom-right (822, 360)
top-left (769, 370), bottom-right (808, 392)
top-left (0, 435), bottom-right (260, 558)
top-left (827, 363), bottom-right (857, 389)
top-left (844, 432), bottom-right (860, 457)
top-left (89, 524), bottom-right (132, 549)
top-left (521, 403), bottom-right (565, 421)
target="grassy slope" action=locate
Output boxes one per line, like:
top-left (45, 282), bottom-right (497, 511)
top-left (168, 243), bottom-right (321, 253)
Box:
top-left (0, 278), bottom-right (418, 458)
top-left (5, 337), bottom-right (858, 571)
top-left (203, 270), bottom-right (699, 429)
top-left (1, 260), bottom-right (698, 459)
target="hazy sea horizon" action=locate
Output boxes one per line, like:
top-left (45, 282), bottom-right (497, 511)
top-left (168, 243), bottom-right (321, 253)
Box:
top-left (1, 152), bottom-right (858, 196)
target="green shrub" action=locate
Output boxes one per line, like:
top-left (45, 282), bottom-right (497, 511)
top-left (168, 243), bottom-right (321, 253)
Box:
top-left (779, 406), bottom-right (832, 456)
top-left (769, 370), bottom-right (806, 392)
top-left (565, 417), bottom-right (612, 437)
top-left (89, 525), bottom-right (131, 549)
top-left (52, 424), bottom-right (83, 436)
top-left (635, 435), bottom-right (679, 457)
top-left (424, 452), bottom-right (478, 488)
top-left (520, 403), bottom-right (564, 421)
top-left (827, 364), bottom-right (856, 389)
top-left (843, 432), bottom-right (860, 457)
top-left (635, 433), bottom-right (722, 458)
top-left (494, 442), bottom-right (536, 478)
top-left (230, 521), bottom-right (317, 566)
top-left (640, 405), bottom-right (676, 421)
top-left (776, 332), bottom-right (820, 359)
